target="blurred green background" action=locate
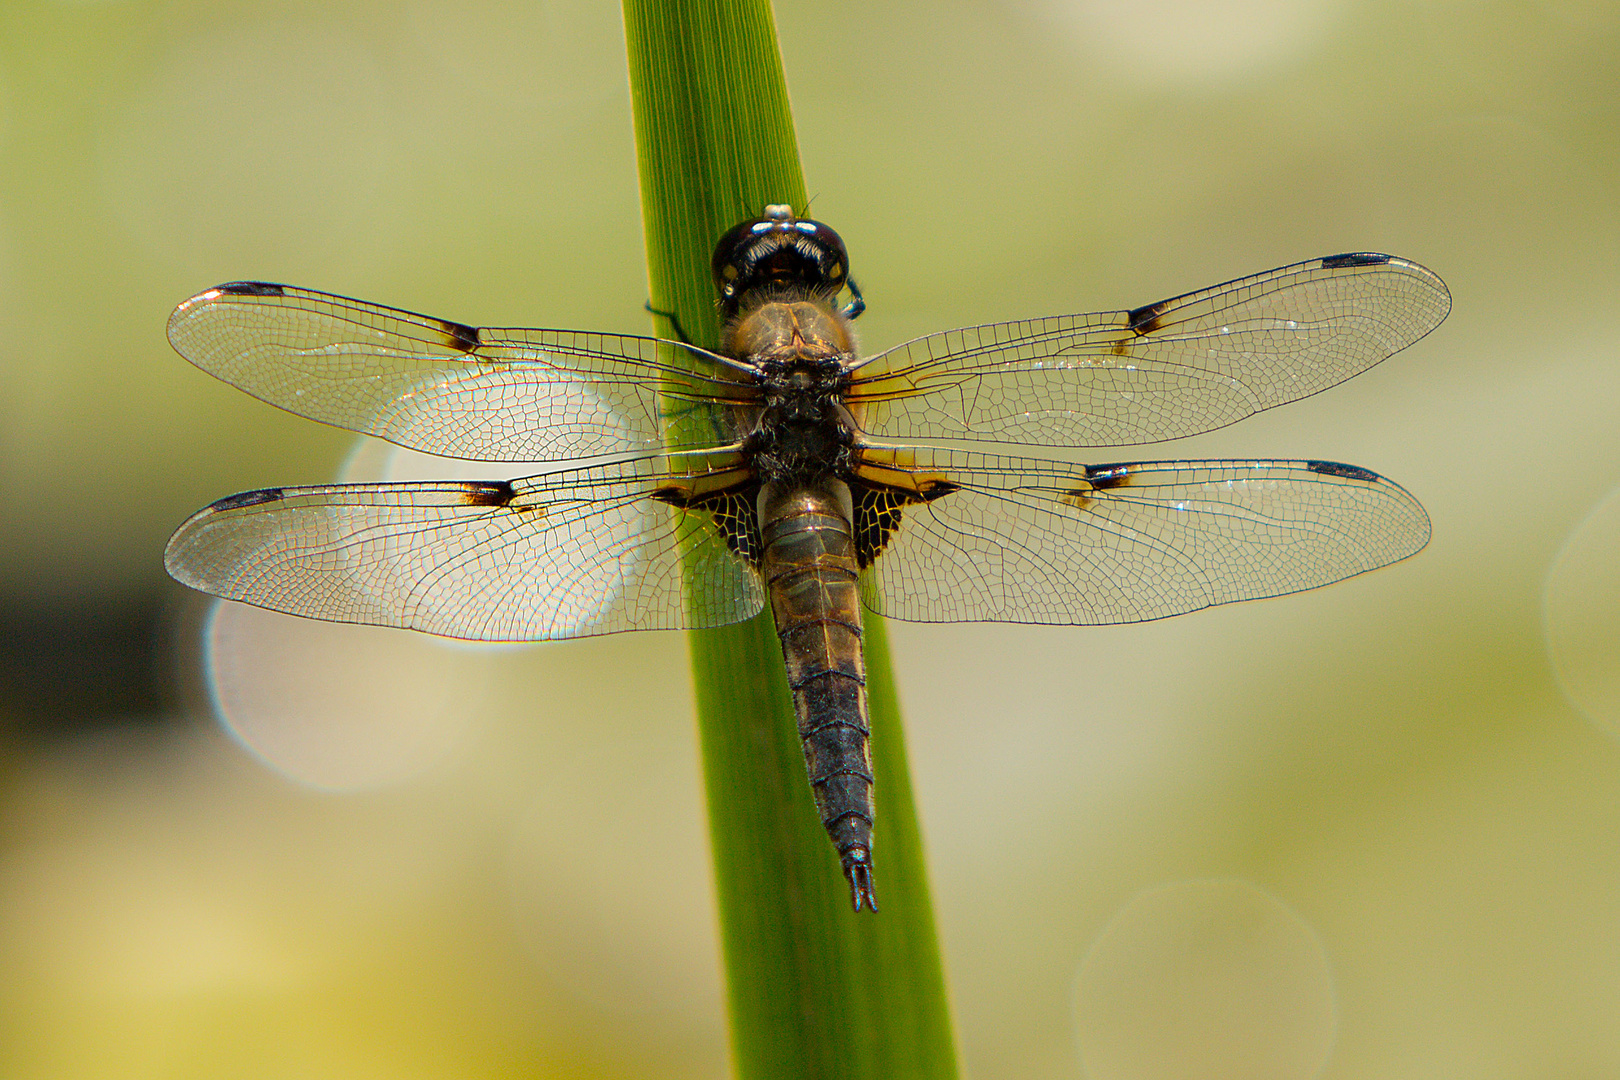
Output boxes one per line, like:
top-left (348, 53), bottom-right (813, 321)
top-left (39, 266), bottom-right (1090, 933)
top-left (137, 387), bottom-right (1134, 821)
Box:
top-left (3, 0), bottom-right (1619, 1077)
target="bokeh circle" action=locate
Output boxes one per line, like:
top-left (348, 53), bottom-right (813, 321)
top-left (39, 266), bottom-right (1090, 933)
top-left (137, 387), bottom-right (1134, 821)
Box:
top-left (1544, 484), bottom-right (1620, 735)
top-left (1074, 878), bottom-right (1336, 1080)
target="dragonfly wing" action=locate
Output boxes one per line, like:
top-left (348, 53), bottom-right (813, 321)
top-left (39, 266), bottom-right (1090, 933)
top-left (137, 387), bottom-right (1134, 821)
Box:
top-left (849, 254), bottom-right (1450, 447)
top-left (167, 283), bottom-right (755, 461)
top-left (165, 455), bottom-right (765, 640)
top-left (854, 449), bottom-right (1429, 625)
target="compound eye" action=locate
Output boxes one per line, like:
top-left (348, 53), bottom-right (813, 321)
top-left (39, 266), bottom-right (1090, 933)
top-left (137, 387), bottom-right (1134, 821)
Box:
top-left (711, 211), bottom-right (855, 311)
top-left (808, 225), bottom-right (850, 278)
top-left (712, 215), bottom-right (770, 291)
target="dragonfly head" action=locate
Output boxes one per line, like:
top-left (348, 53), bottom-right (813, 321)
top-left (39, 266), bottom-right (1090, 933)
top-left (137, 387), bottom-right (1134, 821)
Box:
top-left (713, 205), bottom-right (851, 319)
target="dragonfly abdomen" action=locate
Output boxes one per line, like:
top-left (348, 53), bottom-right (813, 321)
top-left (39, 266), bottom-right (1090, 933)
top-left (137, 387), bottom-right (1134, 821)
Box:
top-left (758, 478), bottom-right (877, 912)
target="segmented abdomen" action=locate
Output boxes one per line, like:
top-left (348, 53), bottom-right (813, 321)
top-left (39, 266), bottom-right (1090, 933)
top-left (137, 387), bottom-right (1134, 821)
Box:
top-left (757, 478), bottom-right (877, 910)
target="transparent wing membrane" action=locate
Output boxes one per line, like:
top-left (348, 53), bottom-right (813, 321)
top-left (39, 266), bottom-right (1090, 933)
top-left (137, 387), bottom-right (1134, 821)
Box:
top-left (164, 455), bottom-right (764, 640)
top-left (849, 254), bottom-right (1449, 447)
top-left (167, 253), bottom-right (1443, 638)
top-left (167, 283), bottom-right (756, 462)
top-left (857, 449), bottom-right (1430, 625)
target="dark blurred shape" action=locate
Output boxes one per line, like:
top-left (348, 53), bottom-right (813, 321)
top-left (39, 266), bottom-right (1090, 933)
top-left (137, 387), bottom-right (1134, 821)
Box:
top-left (0, 590), bottom-right (176, 744)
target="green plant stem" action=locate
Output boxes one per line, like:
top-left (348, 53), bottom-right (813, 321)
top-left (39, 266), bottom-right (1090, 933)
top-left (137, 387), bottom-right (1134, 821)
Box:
top-left (622, 2), bottom-right (959, 1077)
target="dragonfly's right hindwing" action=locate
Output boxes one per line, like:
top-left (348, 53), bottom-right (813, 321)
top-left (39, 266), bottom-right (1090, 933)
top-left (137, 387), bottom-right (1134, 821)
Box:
top-left (854, 449), bottom-right (1430, 626)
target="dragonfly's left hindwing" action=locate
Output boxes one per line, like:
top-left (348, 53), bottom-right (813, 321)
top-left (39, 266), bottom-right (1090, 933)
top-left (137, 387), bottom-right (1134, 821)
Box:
top-left (165, 455), bottom-right (765, 640)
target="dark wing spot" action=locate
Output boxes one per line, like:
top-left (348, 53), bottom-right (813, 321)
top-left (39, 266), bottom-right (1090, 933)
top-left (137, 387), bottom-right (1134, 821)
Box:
top-left (210, 487), bottom-right (284, 512)
top-left (654, 483), bottom-right (761, 564)
top-left (1086, 463), bottom-right (1132, 490)
top-left (706, 492), bottom-right (761, 565)
top-left (851, 479), bottom-right (958, 568)
top-left (852, 485), bottom-right (906, 569)
top-left (1063, 464), bottom-right (1133, 509)
top-left (1126, 299), bottom-right (1171, 336)
top-left (1320, 253), bottom-right (1392, 269)
top-left (217, 282), bottom-right (286, 297)
top-left (438, 319), bottom-right (481, 353)
top-left (1306, 460), bottom-right (1382, 482)
top-left (460, 481), bottom-right (514, 507)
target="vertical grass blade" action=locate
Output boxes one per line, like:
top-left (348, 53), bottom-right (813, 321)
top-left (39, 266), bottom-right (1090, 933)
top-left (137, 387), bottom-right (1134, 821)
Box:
top-left (621, 2), bottom-right (959, 1077)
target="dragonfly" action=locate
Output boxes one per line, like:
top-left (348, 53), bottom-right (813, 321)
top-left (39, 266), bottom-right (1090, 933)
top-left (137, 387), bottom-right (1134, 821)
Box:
top-left (165, 206), bottom-right (1449, 911)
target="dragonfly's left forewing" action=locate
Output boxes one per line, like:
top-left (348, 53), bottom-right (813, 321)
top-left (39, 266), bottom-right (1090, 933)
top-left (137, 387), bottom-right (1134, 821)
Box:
top-left (167, 283), bottom-right (756, 463)
top-left (853, 449), bottom-right (1429, 625)
top-left (164, 455), bottom-right (765, 640)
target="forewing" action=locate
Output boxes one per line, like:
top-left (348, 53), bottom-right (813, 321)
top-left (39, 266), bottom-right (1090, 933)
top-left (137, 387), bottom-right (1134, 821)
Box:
top-left (856, 449), bottom-right (1428, 624)
top-left (167, 283), bottom-right (756, 461)
top-left (165, 455), bottom-right (764, 640)
top-left (849, 254), bottom-right (1450, 447)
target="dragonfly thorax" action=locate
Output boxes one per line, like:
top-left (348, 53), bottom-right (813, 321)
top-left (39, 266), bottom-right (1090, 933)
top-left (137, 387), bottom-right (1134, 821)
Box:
top-left (721, 298), bottom-right (856, 369)
top-left (743, 371), bottom-right (859, 485)
top-left (726, 294), bottom-right (859, 484)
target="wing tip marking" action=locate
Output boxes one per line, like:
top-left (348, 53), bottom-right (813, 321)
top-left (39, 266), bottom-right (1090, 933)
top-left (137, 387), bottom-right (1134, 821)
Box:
top-left (1306, 460), bottom-right (1382, 483)
top-left (209, 487), bottom-right (285, 512)
top-left (1320, 252), bottom-right (1392, 269)
top-left (216, 281), bottom-right (287, 297)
